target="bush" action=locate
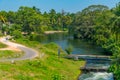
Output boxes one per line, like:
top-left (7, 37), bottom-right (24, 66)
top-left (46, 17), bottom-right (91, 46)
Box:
top-left (52, 74), bottom-right (65, 80)
top-left (11, 30), bottom-right (23, 39)
top-left (109, 64), bottom-right (120, 80)
top-left (65, 45), bottom-right (73, 55)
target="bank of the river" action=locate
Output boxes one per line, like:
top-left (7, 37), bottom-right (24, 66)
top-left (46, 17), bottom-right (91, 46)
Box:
top-left (0, 42), bottom-right (7, 48)
top-left (0, 38), bottom-right (85, 80)
top-left (44, 30), bottom-right (68, 34)
top-left (38, 32), bottom-right (114, 80)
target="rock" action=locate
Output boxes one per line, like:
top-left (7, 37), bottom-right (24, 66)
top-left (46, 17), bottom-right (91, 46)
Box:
top-left (74, 56), bottom-right (78, 61)
top-left (11, 60), bottom-right (15, 64)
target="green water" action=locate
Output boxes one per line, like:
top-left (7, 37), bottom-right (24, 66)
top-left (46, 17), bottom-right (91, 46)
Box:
top-left (35, 33), bottom-right (105, 55)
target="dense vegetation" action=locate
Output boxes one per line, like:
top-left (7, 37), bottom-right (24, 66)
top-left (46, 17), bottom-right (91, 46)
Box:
top-left (0, 6), bottom-right (72, 36)
top-left (0, 2), bottom-right (120, 80)
top-left (73, 3), bottom-right (120, 80)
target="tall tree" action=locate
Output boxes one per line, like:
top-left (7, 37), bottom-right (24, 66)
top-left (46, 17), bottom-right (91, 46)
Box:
top-left (73, 5), bottom-right (109, 39)
top-left (16, 6), bottom-right (44, 34)
top-left (112, 17), bottom-right (120, 42)
top-left (113, 2), bottom-right (120, 16)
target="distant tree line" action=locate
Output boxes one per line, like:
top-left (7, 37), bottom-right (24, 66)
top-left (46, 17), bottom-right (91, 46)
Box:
top-left (0, 6), bottom-right (73, 36)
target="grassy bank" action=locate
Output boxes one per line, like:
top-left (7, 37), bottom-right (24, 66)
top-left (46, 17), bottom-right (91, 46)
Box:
top-left (0, 38), bottom-right (85, 80)
top-left (0, 50), bottom-right (24, 59)
top-left (0, 42), bottom-right (7, 48)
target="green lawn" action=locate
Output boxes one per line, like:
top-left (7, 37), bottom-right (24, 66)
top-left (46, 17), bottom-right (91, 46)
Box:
top-left (0, 39), bottom-right (85, 80)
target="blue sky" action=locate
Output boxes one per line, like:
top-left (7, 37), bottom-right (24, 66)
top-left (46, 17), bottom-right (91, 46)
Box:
top-left (0, 0), bottom-right (120, 13)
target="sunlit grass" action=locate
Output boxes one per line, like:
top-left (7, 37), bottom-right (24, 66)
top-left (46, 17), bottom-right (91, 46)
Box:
top-left (0, 50), bottom-right (24, 59)
top-left (0, 39), bottom-right (85, 80)
top-left (0, 42), bottom-right (7, 48)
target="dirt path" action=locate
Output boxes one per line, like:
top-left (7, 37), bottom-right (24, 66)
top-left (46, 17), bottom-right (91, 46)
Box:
top-left (0, 37), bottom-right (38, 61)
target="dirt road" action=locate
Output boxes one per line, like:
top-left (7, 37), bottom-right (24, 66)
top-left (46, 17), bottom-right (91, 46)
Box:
top-left (0, 37), bottom-right (38, 61)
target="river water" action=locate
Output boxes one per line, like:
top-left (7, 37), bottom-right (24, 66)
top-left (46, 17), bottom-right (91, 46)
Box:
top-left (38, 33), bottom-right (105, 55)
top-left (36, 32), bottom-right (113, 80)
top-left (79, 72), bottom-right (113, 80)
top-left (79, 59), bottom-right (113, 80)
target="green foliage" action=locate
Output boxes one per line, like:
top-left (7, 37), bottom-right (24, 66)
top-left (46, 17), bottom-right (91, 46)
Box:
top-left (44, 42), bottom-right (59, 49)
top-left (15, 38), bottom-right (39, 48)
top-left (73, 4), bottom-right (120, 55)
top-left (112, 17), bottom-right (120, 42)
top-left (0, 42), bottom-right (7, 48)
top-left (14, 74), bottom-right (33, 80)
top-left (109, 64), bottom-right (120, 80)
top-left (52, 74), bottom-right (65, 80)
top-left (0, 50), bottom-right (24, 58)
top-left (0, 6), bottom-right (73, 36)
top-left (27, 60), bottom-right (42, 68)
top-left (11, 30), bottom-right (23, 39)
top-left (73, 5), bottom-right (109, 39)
top-left (10, 24), bottom-right (22, 31)
top-left (29, 34), bottom-right (38, 41)
top-left (113, 2), bottom-right (120, 16)
top-left (72, 4), bottom-right (120, 80)
top-left (65, 45), bottom-right (73, 55)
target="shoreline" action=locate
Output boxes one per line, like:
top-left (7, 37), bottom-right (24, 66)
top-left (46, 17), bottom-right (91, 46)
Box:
top-left (44, 31), bottom-right (68, 34)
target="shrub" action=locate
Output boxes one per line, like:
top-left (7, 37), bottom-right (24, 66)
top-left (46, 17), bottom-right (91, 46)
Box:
top-left (65, 45), bottom-right (73, 55)
top-left (11, 30), bottom-right (23, 39)
top-left (52, 74), bottom-right (65, 80)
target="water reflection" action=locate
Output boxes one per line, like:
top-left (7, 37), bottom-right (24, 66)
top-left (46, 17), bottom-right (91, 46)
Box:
top-left (35, 33), bottom-right (105, 55)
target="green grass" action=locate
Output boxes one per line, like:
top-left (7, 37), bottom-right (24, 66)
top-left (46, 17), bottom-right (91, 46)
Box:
top-left (0, 42), bottom-right (7, 48)
top-left (0, 50), bottom-right (24, 59)
top-left (0, 38), bottom-right (85, 80)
